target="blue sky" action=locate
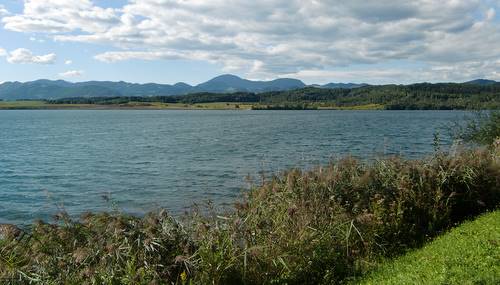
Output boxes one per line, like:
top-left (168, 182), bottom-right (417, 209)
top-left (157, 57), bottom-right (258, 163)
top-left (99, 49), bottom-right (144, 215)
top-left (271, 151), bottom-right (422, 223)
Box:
top-left (0, 0), bottom-right (499, 85)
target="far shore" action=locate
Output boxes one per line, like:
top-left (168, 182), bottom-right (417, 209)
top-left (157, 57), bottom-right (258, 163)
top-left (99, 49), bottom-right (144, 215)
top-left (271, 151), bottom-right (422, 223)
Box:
top-left (0, 101), bottom-right (385, 110)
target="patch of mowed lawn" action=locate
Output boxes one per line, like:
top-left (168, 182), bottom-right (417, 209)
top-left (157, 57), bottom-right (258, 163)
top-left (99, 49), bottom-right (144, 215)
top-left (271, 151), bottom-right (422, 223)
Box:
top-left (355, 210), bottom-right (500, 285)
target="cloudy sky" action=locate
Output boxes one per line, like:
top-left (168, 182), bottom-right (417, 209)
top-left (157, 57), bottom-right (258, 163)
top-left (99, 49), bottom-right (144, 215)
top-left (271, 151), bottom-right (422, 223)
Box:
top-left (0, 0), bottom-right (499, 84)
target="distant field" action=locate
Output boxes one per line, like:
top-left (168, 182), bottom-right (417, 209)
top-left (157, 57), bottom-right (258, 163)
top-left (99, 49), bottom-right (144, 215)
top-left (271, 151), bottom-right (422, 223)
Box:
top-left (355, 210), bottom-right (500, 285)
top-left (0, 101), bottom-right (386, 110)
top-left (0, 101), bottom-right (254, 110)
top-left (0, 101), bottom-right (96, 109)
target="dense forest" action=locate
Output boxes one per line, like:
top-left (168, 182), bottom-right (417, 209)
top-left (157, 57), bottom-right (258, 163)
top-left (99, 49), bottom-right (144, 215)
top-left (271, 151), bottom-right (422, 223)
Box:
top-left (47, 82), bottom-right (500, 110)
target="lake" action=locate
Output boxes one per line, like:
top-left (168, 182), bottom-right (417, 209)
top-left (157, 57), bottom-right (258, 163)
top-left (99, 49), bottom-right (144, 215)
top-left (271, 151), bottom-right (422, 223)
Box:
top-left (0, 110), bottom-right (468, 225)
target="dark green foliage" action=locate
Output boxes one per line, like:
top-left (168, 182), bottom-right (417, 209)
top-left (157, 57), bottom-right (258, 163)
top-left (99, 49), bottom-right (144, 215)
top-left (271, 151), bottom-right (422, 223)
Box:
top-left (1, 147), bottom-right (499, 284)
top-left (47, 92), bottom-right (260, 105)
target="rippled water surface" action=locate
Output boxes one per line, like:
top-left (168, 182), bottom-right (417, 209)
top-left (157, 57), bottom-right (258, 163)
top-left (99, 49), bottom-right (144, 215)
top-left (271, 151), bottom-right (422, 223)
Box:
top-left (0, 110), bottom-right (467, 224)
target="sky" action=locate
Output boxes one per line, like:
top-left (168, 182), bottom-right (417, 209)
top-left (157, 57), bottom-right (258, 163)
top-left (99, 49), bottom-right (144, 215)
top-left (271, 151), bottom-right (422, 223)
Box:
top-left (0, 0), bottom-right (499, 85)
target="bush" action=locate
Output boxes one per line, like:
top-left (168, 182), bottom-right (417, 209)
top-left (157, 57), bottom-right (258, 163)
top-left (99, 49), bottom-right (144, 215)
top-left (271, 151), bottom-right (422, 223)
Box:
top-left (192, 147), bottom-right (499, 284)
top-left (1, 147), bottom-right (499, 284)
top-left (0, 212), bottom-right (193, 284)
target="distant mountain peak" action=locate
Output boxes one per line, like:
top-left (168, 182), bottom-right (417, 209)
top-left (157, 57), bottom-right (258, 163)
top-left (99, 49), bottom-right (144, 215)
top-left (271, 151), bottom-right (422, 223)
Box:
top-left (205, 74), bottom-right (246, 84)
top-left (212, 74), bottom-right (243, 80)
top-left (173, 82), bottom-right (192, 88)
top-left (194, 74), bottom-right (305, 93)
top-left (464, 79), bottom-right (498, 85)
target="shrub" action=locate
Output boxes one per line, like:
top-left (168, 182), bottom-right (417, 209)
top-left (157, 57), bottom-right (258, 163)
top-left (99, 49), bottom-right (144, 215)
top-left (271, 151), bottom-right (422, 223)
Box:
top-left (192, 147), bottom-right (499, 284)
top-left (1, 147), bottom-right (499, 284)
top-left (0, 211), bottom-right (193, 284)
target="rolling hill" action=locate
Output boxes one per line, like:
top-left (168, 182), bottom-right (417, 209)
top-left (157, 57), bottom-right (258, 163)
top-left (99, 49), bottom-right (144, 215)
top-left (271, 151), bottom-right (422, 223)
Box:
top-left (0, 74), bottom-right (308, 100)
top-left (0, 75), bottom-right (498, 100)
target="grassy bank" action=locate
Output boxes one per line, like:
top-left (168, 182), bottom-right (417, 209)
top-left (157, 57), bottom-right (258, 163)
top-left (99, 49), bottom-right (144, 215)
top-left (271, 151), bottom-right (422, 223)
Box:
top-left (354, 210), bottom-right (500, 285)
top-left (1, 144), bottom-right (498, 284)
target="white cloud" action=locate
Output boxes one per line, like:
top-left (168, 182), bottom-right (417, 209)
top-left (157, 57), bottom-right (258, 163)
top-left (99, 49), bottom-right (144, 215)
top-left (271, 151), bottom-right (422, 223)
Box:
top-left (64, 60), bottom-right (73, 65)
top-left (2, 0), bottom-right (500, 82)
top-left (282, 61), bottom-right (500, 84)
top-left (6, 48), bottom-right (56, 64)
top-left (94, 50), bottom-right (187, 62)
top-left (59, 70), bottom-right (84, 77)
top-left (0, 4), bottom-right (9, 17)
top-left (29, 36), bottom-right (45, 43)
top-left (0, 48), bottom-right (6, 57)
top-left (2, 0), bottom-right (118, 33)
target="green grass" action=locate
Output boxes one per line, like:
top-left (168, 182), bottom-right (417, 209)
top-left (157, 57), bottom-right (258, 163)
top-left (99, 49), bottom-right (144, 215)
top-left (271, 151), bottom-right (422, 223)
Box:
top-left (355, 210), bottom-right (500, 285)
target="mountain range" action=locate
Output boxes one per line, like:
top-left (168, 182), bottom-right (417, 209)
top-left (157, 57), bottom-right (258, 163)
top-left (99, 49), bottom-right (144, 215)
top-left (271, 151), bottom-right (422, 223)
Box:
top-left (0, 74), bottom-right (497, 100)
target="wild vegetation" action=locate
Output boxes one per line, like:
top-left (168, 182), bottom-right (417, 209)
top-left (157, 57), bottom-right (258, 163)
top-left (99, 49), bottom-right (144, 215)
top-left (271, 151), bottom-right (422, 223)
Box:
top-left (1, 141), bottom-right (498, 284)
top-left (45, 82), bottom-right (500, 110)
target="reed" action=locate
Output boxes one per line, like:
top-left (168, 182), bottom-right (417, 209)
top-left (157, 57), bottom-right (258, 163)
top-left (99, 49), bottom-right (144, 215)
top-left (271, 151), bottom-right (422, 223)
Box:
top-left (1, 144), bottom-right (499, 284)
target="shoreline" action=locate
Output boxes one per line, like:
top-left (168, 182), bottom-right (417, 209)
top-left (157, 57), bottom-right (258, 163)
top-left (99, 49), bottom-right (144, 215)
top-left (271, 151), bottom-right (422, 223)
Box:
top-left (0, 101), bottom-right (384, 110)
top-left (0, 101), bottom-right (477, 110)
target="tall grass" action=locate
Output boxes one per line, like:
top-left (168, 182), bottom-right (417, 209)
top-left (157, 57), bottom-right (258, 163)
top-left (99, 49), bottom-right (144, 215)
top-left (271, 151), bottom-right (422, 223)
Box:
top-left (1, 212), bottom-right (193, 284)
top-left (191, 146), bottom-right (499, 284)
top-left (454, 111), bottom-right (500, 145)
top-left (1, 145), bottom-right (499, 284)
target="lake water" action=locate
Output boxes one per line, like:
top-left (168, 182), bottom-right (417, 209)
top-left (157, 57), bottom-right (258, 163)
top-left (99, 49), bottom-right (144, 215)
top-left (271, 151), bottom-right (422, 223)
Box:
top-left (0, 110), bottom-right (468, 225)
